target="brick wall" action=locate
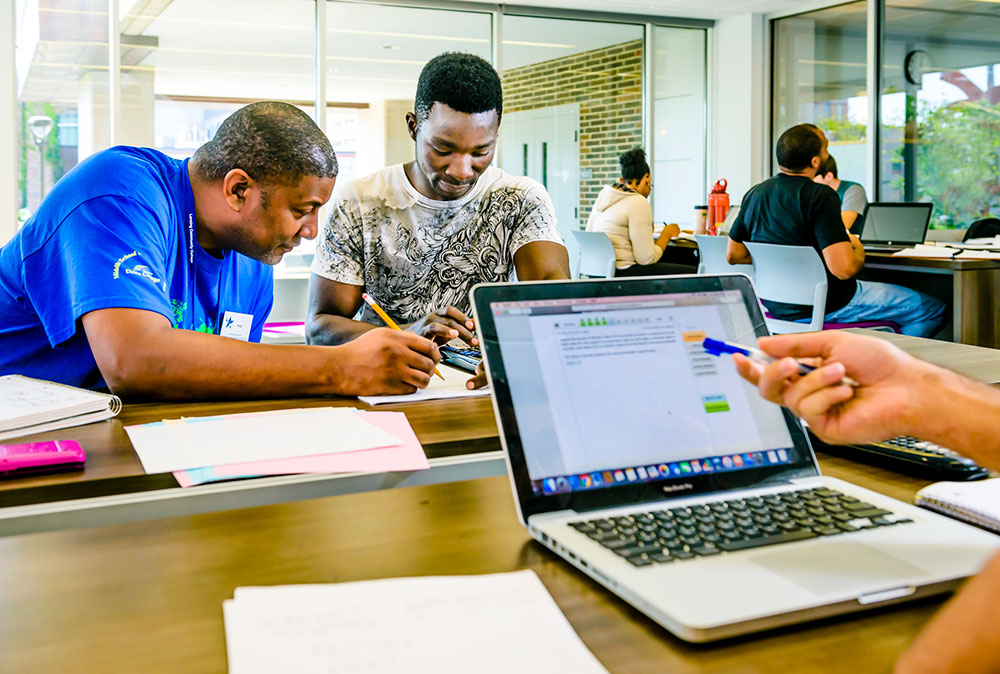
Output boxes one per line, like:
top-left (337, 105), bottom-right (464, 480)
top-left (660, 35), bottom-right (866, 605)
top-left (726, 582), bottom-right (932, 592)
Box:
top-left (502, 39), bottom-right (643, 227)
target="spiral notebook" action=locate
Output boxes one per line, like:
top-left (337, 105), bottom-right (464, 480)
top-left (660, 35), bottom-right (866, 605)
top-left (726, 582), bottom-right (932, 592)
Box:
top-left (0, 375), bottom-right (122, 441)
top-left (915, 479), bottom-right (1000, 534)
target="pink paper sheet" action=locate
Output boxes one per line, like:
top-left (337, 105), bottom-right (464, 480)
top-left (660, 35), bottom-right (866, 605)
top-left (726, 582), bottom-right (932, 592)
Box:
top-left (211, 411), bottom-right (428, 477)
top-left (174, 470), bottom-right (197, 488)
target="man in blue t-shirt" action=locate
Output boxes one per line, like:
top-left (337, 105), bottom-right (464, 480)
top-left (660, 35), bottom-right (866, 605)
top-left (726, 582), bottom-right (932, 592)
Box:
top-left (0, 102), bottom-right (440, 398)
top-left (725, 124), bottom-right (947, 338)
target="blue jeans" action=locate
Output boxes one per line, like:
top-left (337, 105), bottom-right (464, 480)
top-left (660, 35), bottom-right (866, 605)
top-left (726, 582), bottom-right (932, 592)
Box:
top-left (811, 281), bottom-right (948, 338)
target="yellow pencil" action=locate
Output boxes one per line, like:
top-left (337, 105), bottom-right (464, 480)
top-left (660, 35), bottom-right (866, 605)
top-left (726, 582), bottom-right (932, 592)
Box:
top-left (362, 293), bottom-right (445, 380)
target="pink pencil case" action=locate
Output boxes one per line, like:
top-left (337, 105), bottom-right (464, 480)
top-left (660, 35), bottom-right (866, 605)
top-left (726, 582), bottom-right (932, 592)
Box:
top-left (0, 440), bottom-right (87, 476)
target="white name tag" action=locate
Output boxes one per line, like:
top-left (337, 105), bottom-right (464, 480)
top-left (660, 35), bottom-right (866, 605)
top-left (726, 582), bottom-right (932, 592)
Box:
top-left (219, 311), bottom-right (253, 341)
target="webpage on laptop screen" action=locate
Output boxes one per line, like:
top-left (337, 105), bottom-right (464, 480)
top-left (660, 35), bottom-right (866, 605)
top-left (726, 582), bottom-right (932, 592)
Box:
top-left (491, 290), bottom-right (796, 496)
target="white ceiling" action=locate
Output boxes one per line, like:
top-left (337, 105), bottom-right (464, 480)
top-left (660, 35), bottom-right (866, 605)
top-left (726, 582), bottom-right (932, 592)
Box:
top-left (19, 0), bottom-right (1000, 107)
top-left (22, 0), bottom-right (691, 104)
top-left (471, 0), bottom-right (804, 19)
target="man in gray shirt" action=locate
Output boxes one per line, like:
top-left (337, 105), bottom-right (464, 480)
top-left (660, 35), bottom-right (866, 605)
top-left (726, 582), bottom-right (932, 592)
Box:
top-left (814, 155), bottom-right (868, 234)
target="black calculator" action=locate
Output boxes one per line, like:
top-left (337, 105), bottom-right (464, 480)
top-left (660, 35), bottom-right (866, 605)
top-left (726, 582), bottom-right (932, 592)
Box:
top-left (809, 431), bottom-right (990, 481)
top-left (440, 344), bottom-right (481, 373)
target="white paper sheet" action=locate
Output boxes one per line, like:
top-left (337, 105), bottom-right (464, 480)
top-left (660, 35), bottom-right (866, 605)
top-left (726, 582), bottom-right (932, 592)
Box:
top-left (125, 407), bottom-right (402, 474)
top-left (891, 243), bottom-right (959, 258)
top-left (961, 235), bottom-right (1000, 247)
top-left (956, 249), bottom-right (1000, 259)
top-left (359, 364), bottom-right (490, 406)
top-left (224, 570), bottom-right (608, 674)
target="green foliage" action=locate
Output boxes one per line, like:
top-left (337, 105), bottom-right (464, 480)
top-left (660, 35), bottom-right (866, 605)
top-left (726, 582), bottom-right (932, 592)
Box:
top-left (828, 100), bottom-right (1000, 229)
top-left (916, 101), bottom-right (1000, 228)
top-left (818, 117), bottom-right (867, 143)
top-left (18, 103), bottom-right (27, 209)
top-left (40, 102), bottom-right (65, 183)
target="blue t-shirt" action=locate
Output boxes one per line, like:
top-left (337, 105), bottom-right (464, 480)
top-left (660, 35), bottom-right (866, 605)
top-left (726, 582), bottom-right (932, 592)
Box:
top-left (0, 147), bottom-right (273, 389)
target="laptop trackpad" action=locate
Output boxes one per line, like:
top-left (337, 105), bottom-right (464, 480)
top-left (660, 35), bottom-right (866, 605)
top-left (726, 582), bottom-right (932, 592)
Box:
top-left (751, 542), bottom-right (929, 595)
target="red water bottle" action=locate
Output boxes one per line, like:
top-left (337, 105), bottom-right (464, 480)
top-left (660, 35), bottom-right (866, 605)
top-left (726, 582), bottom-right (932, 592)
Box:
top-left (707, 179), bottom-right (729, 235)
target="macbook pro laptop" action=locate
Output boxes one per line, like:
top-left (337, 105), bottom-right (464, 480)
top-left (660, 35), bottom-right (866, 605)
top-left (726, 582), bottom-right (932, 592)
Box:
top-left (470, 274), bottom-right (998, 642)
top-left (859, 203), bottom-right (933, 252)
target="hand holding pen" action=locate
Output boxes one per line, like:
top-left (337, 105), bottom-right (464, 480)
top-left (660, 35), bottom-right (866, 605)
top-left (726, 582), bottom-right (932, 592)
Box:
top-left (704, 338), bottom-right (860, 387)
top-left (363, 293), bottom-right (445, 381)
top-left (720, 331), bottom-right (944, 447)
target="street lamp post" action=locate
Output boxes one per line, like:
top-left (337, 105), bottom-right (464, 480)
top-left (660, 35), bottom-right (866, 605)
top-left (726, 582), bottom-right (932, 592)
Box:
top-left (26, 115), bottom-right (55, 203)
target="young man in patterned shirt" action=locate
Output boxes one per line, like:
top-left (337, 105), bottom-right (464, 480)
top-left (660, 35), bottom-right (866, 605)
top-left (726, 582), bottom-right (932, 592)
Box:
top-left (306, 52), bottom-right (570, 388)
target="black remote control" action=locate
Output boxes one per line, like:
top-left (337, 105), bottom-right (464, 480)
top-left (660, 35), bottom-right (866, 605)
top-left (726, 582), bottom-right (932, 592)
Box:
top-left (808, 431), bottom-right (990, 481)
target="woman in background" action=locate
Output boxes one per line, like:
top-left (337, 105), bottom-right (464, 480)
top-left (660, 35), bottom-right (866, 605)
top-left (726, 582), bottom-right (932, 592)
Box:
top-left (586, 147), bottom-right (693, 276)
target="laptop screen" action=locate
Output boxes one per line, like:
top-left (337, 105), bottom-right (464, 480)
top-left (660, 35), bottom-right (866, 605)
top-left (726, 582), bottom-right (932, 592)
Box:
top-left (859, 203), bottom-right (933, 245)
top-left (486, 285), bottom-right (801, 499)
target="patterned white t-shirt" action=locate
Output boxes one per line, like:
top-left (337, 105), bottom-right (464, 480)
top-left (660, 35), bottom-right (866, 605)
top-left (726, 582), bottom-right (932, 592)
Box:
top-left (312, 164), bottom-right (564, 324)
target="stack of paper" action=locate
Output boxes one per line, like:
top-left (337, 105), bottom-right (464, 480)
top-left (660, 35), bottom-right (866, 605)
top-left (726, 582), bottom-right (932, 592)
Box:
top-left (0, 375), bottom-right (121, 441)
top-left (960, 235), bottom-right (1000, 247)
top-left (892, 243), bottom-right (1000, 260)
top-left (360, 364), bottom-right (490, 406)
top-left (224, 570), bottom-right (608, 674)
top-left (892, 244), bottom-right (960, 258)
top-left (123, 408), bottom-right (428, 486)
top-left (956, 249), bottom-right (1000, 260)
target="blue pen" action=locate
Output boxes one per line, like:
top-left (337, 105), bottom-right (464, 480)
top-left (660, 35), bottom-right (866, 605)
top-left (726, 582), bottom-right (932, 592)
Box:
top-left (703, 337), bottom-right (859, 387)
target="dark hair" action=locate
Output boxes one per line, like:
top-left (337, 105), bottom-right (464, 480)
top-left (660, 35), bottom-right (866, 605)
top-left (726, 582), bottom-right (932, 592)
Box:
top-left (776, 124), bottom-right (823, 171)
top-left (415, 52), bottom-right (503, 125)
top-left (817, 155), bottom-right (839, 179)
top-left (619, 147), bottom-right (650, 182)
top-left (192, 101), bottom-right (338, 185)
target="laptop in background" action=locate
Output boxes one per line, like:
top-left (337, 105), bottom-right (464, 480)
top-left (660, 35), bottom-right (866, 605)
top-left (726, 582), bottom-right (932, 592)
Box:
top-left (719, 204), bottom-right (740, 235)
top-left (859, 203), bottom-right (933, 252)
top-left (471, 274), bottom-right (999, 642)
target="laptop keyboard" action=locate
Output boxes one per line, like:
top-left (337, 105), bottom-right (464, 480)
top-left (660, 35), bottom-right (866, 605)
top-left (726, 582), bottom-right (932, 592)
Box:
top-left (568, 487), bottom-right (913, 567)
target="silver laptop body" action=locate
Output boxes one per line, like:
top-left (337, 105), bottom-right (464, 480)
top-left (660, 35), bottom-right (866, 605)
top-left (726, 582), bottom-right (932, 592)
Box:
top-left (470, 274), bottom-right (998, 642)
top-left (859, 202), bottom-right (933, 251)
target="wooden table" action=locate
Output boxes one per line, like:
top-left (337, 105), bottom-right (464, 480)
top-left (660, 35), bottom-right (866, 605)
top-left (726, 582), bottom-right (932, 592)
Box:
top-left (0, 394), bottom-right (505, 537)
top-left (2, 331), bottom-right (999, 538)
top-left (2, 331), bottom-right (997, 671)
top-left (0, 457), bottom-right (944, 674)
top-left (860, 253), bottom-right (1000, 348)
top-left (851, 329), bottom-right (1000, 384)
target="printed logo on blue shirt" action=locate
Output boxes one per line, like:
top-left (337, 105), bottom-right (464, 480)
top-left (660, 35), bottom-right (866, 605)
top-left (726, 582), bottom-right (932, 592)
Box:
top-left (125, 263), bottom-right (162, 285)
top-left (112, 251), bottom-right (138, 279)
top-left (113, 251), bottom-right (163, 286)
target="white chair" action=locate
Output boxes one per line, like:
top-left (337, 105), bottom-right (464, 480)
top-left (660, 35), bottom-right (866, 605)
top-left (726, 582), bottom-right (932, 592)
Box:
top-left (695, 234), bottom-right (754, 283)
top-left (571, 230), bottom-right (617, 279)
top-left (744, 242), bottom-right (828, 333)
top-left (746, 242), bottom-right (902, 335)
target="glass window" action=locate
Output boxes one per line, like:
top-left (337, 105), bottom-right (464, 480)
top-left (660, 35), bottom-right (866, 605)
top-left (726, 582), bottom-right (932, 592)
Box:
top-left (325, 1), bottom-right (493, 181)
top-left (653, 26), bottom-right (707, 227)
top-left (772, 2), bottom-right (869, 190)
top-left (500, 14), bottom-right (644, 246)
top-left (880, 0), bottom-right (1000, 229)
top-left (15, 0), bottom-right (110, 222)
top-left (123, 0), bottom-right (316, 159)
